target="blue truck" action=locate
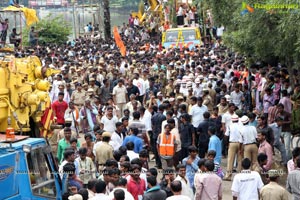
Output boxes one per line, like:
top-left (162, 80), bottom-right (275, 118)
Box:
top-left (0, 134), bottom-right (65, 200)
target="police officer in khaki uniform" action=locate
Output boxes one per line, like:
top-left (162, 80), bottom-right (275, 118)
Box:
top-left (69, 66), bottom-right (77, 80)
top-left (165, 79), bottom-right (174, 97)
top-left (70, 77), bottom-right (78, 90)
top-left (240, 115), bottom-right (258, 169)
top-left (95, 132), bottom-right (114, 172)
top-left (127, 65), bottom-right (135, 80)
top-left (82, 83), bottom-right (89, 94)
top-left (89, 78), bottom-right (100, 95)
top-left (76, 69), bottom-right (84, 84)
top-left (224, 114), bottom-right (242, 181)
top-left (71, 83), bottom-right (86, 110)
top-left (260, 170), bottom-right (289, 200)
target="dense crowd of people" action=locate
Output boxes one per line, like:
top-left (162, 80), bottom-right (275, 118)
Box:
top-left (9, 9), bottom-right (300, 199)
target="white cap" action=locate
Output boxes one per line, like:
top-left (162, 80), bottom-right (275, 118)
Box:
top-left (241, 115), bottom-right (250, 124)
top-left (225, 94), bottom-right (231, 101)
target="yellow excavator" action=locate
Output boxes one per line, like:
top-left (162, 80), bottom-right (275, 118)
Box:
top-left (131, 0), bottom-right (164, 24)
top-left (0, 48), bottom-right (60, 137)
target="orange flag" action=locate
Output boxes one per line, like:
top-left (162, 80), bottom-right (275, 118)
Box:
top-left (113, 26), bottom-right (126, 57)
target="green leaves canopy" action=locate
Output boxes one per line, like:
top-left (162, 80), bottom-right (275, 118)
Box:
top-left (205, 0), bottom-right (300, 67)
top-left (22, 14), bottom-right (72, 46)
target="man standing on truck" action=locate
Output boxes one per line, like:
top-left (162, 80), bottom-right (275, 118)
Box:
top-left (9, 0), bottom-right (20, 7)
top-left (29, 26), bottom-right (39, 46)
top-left (0, 18), bottom-right (8, 46)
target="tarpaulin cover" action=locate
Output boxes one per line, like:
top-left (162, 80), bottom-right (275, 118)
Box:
top-left (3, 6), bottom-right (39, 27)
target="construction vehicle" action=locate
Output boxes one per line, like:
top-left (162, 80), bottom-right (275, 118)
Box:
top-left (131, 0), bottom-right (164, 24)
top-left (162, 27), bottom-right (202, 50)
top-left (0, 48), bottom-right (60, 137)
top-left (0, 134), bottom-right (65, 199)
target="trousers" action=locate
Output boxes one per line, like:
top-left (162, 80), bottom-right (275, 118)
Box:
top-left (225, 143), bottom-right (242, 178)
top-left (244, 143), bottom-right (258, 169)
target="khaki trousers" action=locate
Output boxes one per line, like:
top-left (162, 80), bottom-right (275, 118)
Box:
top-left (225, 143), bottom-right (242, 178)
top-left (117, 103), bottom-right (126, 118)
top-left (244, 144), bottom-right (258, 169)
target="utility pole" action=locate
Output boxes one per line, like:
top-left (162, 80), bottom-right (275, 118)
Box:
top-left (72, 0), bottom-right (77, 39)
top-left (102, 0), bottom-right (111, 39)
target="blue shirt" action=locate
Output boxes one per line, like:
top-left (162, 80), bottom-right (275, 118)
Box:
top-left (9, 0), bottom-right (18, 6)
top-left (182, 156), bottom-right (200, 188)
top-left (249, 120), bottom-right (257, 127)
top-left (68, 178), bottom-right (82, 191)
top-left (208, 135), bottom-right (222, 164)
top-left (122, 135), bottom-right (143, 153)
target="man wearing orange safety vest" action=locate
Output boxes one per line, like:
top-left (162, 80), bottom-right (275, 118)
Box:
top-left (157, 124), bottom-right (178, 169)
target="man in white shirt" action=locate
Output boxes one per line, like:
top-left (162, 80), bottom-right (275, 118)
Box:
top-left (216, 26), bottom-right (224, 39)
top-left (133, 16), bottom-right (139, 28)
top-left (75, 147), bottom-right (95, 187)
top-left (168, 118), bottom-right (181, 167)
top-left (221, 103), bottom-right (236, 133)
top-left (109, 178), bottom-right (134, 200)
top-left (100, 106), bottom-right (119, 134)
top-left (193, 78), bottom-right (203, 97)
top-left (231, 158), bottom-right (264, 200)
top-left (93, 130), bottom-right (103, 156)
top-left (167, 180), bottom-right (191, 200)
top-left (89, 180), bottom-right (111, 200)
top-left (133, 73), bottom-right (145, 104)
top-left (51, 74), bottom-right (65, 101)
top-left (109, 122), bottom-right (124, 151)
top-left (189, 97), bottom-right (208, 130)
top-left (230, 85), bottom-right (244, 110)
top-left (113, 79), bottom-right (128, 117)
top-left (126, 141), bottom-right (139, 161)
top-left (140, 106), bottom-right (152, 134)
top-left (175, 164), bottom-right (194, 199)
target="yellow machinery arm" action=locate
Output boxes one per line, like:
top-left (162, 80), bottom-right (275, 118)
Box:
top-left (0, 53), bottom-right (60, 134)
top-left (132, 0), bottom-right (164, 24)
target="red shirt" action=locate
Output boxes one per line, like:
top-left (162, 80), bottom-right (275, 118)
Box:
top-left (127, 176), bottom-right (146, 200)
top-left (234, 70), bottom-right (241, 79)
top-left (52, 100), bottom-right (68, 124)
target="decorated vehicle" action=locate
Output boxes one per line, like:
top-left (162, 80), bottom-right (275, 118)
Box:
top-left (162, 27), bottom-right (202, 50)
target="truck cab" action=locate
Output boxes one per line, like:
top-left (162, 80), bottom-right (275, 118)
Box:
top-left (0, 134), bottom-right (65, 200)
top-left (162, 27), bottom-right (202, 50)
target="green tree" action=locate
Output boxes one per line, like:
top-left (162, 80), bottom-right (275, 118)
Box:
top-left (205, 0), bottom-right (300, 76)
top-left (22, 14), bottom-right (72, 46)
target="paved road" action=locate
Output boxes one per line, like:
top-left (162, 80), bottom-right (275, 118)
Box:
top-left (147, 151), bottom-right (291, 199)
top-left (77, 134), bottom-right (292, 199)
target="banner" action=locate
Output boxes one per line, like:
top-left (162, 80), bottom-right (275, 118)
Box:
top-left (113, 26), bottom-right (126, 57)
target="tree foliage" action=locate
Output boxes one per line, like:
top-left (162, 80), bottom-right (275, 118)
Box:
top-left (22, 14), bottom-right (72, 46)
top-left (205, 0), bottom-right (300, 69)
